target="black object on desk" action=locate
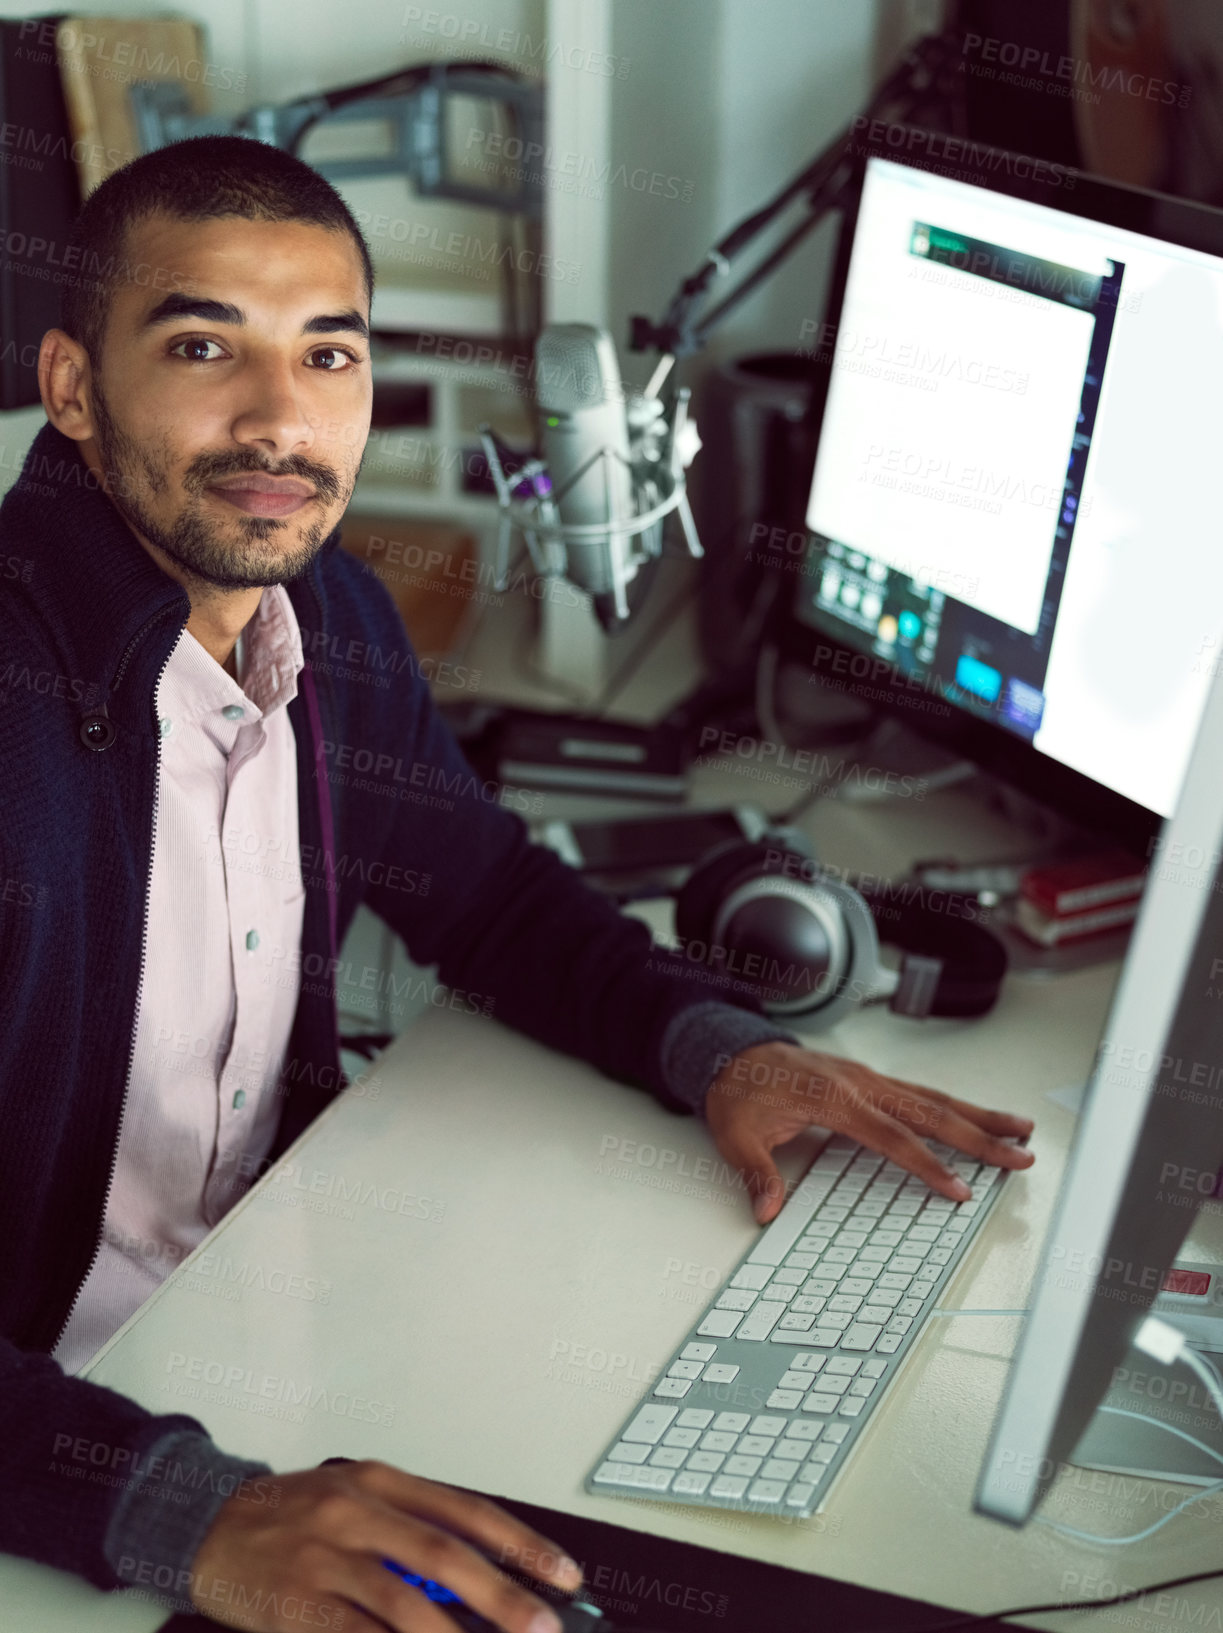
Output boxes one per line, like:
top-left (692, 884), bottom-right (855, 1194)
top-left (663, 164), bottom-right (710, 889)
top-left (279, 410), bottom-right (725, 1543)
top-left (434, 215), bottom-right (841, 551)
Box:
top-left (155, 1484), bottom-right (1021, 1633)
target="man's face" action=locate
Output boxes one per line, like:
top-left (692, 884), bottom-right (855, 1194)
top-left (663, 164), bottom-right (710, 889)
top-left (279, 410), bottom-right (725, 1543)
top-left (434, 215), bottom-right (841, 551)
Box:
top-left (83, 212), bottom-right (373, 590)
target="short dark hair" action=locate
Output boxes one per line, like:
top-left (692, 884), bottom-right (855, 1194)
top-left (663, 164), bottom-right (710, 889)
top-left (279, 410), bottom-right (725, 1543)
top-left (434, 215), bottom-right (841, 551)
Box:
top-left (60, 134), bottom-right (376, 361)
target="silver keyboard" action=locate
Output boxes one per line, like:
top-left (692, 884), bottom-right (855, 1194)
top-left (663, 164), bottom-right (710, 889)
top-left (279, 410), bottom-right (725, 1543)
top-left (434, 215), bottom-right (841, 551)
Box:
top-left (585, 1133), bottom-right (1011, 1518)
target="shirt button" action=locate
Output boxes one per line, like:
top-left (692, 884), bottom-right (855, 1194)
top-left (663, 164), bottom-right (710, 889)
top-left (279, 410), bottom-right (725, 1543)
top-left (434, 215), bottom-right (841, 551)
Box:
top-left (222, 703), bottom-right (245, 721)
top-left (245, 929), bottom-right (260, 950)
top-left (232, 1089), bottom-right (247, 1110)
top-left (159, 717), bottom-right (172, 738)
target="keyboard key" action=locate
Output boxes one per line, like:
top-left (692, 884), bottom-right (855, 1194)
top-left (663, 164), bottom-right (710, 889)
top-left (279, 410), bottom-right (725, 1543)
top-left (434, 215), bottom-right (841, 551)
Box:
top-left (681, 1342), bottom-right (717, 1362)
top-left (704, 1363), bottom-right (740, 1384)
top-left (785, 1252), bottom-right (819, 1270)
top-left (807, 1442), bottom-right (837, 1464)
top-left (890, 1256), bottom-right (922, 1274)
top-left (730, 1264), bottom-right (774, 1290)
top-left (786, 1482), bottom-right (817, 1507)
top-left (802, 1393), bottom-right (839, 1414)
top-left (783, 1419), bottom-right (824, 1441)
top-left (877, 1333), bottom-right (903, 1353)
top-left (653, 1378), bottom-right (692, 1399)
top-left (790, 1296), bottom-right (826, 1316)
top-left (698, 1310), bottom-right (743, 1338)
top-left (677, 1409), bottom-right (714, 1429)
top-left (751, 1415), bottom-right (788, 1436)
top-left (622, 1405), bottom-right (678, 1443)
top-left (724, 1455), bottom-right (762, 1477)
top-left (739, 1301), bottom-right (787, 1340)
top-left (828, 1294), bottom-right (863, 1314)
top-left (663, 1427), bottom-right (701, 1448)
top-left (861, 1304), bottom-right (895, 1325)
top-left (650, 1446), bottom-right (689, 1468)
top-left (778, 1313), bottom-right (814, 1333)
top-left (818, 1311), bottom-right (852, 1330)
top-left (709, 1475), bottom-right (749, 1499)
top-left (824, 1247), bottom-right (856, 1264)
top-left (608, 1442), bottom-right (650, 1463)
top-left (906, 1226), bottom-right (940, 1242)
top-left (837, 1230), bottom-right (868, 1248)
top-left (877, 1273), bottom-right (912, 1292)
top-left (825, 1356), bottom-right (861, 1375)
top-left (862, 1358), bottom-right (887, 1377)
top-left (789, 1353), bottom-right (827, 1374)
top-left (797, 1236), bottom-right (832, 1254)
top-left (804, 1277), bottom-right (839, 1297)
top-left (716, 1290), bottom-right (758, 1312)
top-left (748, 1480), bottom-right (787, 1503)
top-left (841, 1323), bottom-right (884, 1351)
top-left (771, 1266), bottom-right (807, 1285)
top-left (687, 1451), bottom-right (725, 1472)
top-left (887, 1315), bottom-right (914, 1336)
top-left (901, 1240), bottom-right (931, 1258)
top-left (668, 1360), bottom-right (705, 1379)
top-left (838, 1278), bottom-right (874, 1297)
top-left (738, 1434), bottom-right (777, 1456)
top-left (780, 1369), bottom-right (815, 1390)
top-left (898, 1297), bottom-right (923, 1317)
top-left (762, 1458), bottom-right (803, 1481)
top-left (857, 1245), bottom-right (891, 1262)
top-left (838, 1396), bottom-right (867, 1417)
top-left (713, 1412), bottom-right (751, 1432)
top-left (847, 1261), bottom-right (881, 1281)
top-left (767, 1389), bottom-right (803, 1410)
top-left (673, 1471), bottom-right (712, 1495)
top-left (593, 1462), bottom-right (674, 1491)
top-left (700, 1431), bottom-right (738, 1452)
top-left (869, 1230), bottom-right (904, 1247)
top-left (808, 1327), bottom-right (845, 1348)
top-left (817, 1374), bottom-right (850, 1395)
top-left (849, 1377), bottom-right (878, 1398)
top-left (823, 1422), bottom-right (851, 1442)
top-left (866, 1286), bottom-right (900, 1308)
top-left (929, 1249), bottom-right (953, 1266)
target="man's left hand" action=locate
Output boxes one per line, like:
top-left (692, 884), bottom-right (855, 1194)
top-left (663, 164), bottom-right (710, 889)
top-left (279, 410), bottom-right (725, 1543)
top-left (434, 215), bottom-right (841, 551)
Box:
top-left (706, 1040), bottom-right (1035, 1223)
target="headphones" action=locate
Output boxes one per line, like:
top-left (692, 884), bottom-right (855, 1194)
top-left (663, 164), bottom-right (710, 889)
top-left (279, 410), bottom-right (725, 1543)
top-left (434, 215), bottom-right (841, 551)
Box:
top-left (674, 834), bottom-right (1008, 1029)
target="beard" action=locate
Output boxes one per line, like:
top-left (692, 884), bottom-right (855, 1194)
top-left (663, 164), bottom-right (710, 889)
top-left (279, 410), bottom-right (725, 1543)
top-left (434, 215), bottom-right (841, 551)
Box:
top-left (90, 379), bottom-right (359, 590)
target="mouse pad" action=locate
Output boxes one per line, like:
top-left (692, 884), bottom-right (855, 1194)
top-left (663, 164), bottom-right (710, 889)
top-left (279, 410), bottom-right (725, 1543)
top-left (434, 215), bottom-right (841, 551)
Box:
top-left (154, 1484), bottom-right (1022, 1632)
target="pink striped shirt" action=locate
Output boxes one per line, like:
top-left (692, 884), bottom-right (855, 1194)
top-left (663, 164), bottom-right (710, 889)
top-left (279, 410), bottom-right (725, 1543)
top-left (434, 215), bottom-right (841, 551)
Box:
top-left (54, 586), bottom-right (305, 1375)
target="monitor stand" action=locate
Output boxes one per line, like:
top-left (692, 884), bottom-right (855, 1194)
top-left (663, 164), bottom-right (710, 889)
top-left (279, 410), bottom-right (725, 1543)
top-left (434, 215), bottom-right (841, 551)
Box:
top-left (1070, 1270), bottom-right (1223, 1485)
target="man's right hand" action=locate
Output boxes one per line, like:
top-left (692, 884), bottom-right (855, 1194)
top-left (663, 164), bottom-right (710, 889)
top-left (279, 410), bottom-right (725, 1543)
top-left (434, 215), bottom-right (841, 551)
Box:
top-left (187, 1460), bottom-right (583, 1632)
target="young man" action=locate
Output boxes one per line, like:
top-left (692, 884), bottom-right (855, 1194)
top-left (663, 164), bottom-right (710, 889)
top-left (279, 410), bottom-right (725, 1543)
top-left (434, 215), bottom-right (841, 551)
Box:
top-left (0, 136), bottom-right (1033, 1631)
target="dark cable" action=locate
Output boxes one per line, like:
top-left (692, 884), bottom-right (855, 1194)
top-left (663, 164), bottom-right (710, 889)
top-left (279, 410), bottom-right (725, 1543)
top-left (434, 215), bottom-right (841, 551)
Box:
top-left (858, 1565), bottom-right (1223, 1633)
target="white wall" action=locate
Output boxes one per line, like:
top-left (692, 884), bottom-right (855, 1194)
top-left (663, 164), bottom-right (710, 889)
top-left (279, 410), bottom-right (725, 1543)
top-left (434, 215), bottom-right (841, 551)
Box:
top-left (0, 0), bottom-right (924, 479)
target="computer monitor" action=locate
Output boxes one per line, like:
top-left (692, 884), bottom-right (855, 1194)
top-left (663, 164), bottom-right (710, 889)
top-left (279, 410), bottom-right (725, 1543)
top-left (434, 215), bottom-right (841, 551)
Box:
top-left (975, 621), bottom-right (1223, 1524)
top-left (785, 131), bottom-right (1223, 853)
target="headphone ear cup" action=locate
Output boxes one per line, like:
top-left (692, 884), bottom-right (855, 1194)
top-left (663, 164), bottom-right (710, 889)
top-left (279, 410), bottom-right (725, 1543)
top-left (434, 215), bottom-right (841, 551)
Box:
top-left (674, 840), bottom-right (778, 949)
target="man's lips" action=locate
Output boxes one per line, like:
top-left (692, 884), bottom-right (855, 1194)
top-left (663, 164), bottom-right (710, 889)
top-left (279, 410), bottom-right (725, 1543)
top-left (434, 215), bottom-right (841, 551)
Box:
top-left (206, 474), bottom-right (318, 518)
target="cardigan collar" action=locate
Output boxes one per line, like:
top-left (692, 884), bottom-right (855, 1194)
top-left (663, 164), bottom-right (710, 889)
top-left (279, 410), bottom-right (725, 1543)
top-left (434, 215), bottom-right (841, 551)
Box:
top-left (2, 420), bottom-right (339, 732)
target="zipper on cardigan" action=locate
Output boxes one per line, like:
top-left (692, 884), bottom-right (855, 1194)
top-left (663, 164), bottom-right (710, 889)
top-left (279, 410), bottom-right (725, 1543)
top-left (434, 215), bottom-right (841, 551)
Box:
top-left (50, 634), bottom-right (179, 1355)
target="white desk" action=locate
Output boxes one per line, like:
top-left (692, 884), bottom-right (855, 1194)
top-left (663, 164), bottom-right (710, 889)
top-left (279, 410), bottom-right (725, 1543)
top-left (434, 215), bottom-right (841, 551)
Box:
top-left (5, 787), bottom-right (1223, 1631)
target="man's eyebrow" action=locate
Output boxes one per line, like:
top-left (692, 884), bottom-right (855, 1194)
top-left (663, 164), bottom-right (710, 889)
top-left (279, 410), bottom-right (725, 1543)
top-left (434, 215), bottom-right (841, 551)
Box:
top-left (141, 294), bottom-right (370, 341)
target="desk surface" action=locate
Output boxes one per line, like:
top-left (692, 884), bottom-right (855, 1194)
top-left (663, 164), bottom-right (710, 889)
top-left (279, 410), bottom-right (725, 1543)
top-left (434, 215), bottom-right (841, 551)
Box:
top-left (7, 966), bottom-right (1223, 1629)
top-left (5, 785), bottom-right (1223, 1631)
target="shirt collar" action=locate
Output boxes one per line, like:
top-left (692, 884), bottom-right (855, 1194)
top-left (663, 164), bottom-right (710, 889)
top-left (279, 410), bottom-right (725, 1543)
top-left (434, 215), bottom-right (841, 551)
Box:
top-left (157, 585), bottom-right (304, 731)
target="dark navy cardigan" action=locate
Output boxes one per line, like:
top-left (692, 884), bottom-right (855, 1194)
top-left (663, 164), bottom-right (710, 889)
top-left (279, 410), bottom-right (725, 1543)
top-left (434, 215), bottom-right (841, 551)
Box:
top-left (0, 422), bottom-right (789, 1597)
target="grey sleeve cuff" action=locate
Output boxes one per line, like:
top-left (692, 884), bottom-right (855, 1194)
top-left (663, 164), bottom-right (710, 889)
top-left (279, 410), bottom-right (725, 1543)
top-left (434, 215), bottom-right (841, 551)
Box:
top-left (102, 1429), bottom-right (275, 1616)
top-left (660, 1001), bottom-right (800, 1117)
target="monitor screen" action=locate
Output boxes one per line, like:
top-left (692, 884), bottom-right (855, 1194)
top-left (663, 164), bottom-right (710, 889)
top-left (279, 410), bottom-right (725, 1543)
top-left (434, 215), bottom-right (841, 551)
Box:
top-left (796, 153), bottom-right (1223, 822)
top-left (975, 608), bottom-right (1223, 1524)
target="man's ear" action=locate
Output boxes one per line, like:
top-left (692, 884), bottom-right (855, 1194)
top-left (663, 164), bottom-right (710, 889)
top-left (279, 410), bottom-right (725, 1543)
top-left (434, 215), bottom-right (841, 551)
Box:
top-left (38, 329), bottom-right (95, 442)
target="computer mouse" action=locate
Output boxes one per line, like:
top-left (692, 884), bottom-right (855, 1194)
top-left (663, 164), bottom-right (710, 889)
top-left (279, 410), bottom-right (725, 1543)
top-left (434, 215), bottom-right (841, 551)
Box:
top-left (382, 1558), bottom-right (610, 1631)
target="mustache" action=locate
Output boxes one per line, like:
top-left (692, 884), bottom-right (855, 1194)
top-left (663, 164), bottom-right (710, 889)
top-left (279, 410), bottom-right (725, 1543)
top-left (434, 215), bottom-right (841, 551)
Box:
top-left (182, 450), bottom-right (344, 504)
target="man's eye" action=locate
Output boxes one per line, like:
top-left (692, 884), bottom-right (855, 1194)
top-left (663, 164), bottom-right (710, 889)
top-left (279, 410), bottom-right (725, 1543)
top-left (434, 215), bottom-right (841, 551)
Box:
top-left (170, 337), bottom-right (226, 362)
top-left (306, 346), bottom-right (357, 371)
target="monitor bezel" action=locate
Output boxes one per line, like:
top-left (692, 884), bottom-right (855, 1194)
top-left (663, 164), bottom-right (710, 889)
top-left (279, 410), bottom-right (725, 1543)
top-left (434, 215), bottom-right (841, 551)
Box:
top-left (778, 126), bottom-right (1223, 855)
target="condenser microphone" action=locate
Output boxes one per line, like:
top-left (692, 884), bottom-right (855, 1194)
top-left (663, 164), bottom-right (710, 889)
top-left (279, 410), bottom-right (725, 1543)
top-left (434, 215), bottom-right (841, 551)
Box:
top-left (535, 324), bottom-right (638, 630)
